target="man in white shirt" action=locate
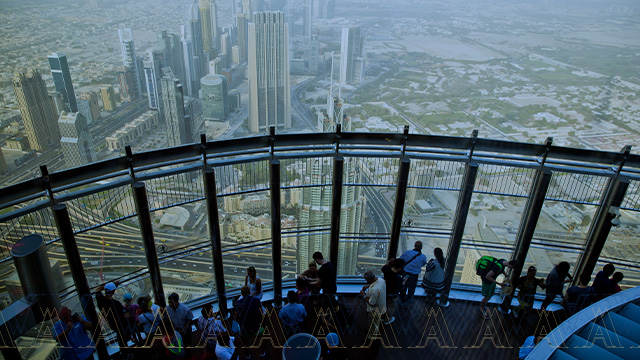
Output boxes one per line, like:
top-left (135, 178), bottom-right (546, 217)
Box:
top-left (360, 270), bottom-right (394, 339)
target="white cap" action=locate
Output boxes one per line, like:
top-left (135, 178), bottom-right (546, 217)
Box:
top-left (104, 282), bottom-right (116, 292)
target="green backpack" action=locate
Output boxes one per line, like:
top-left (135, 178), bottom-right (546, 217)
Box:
top-left (475, 256), bottom-right (503, 277)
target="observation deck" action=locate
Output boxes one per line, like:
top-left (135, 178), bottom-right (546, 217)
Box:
top-left (1, 127), bottom-right (640, 359)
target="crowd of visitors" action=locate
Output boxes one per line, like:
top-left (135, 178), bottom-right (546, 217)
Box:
top-left (52, 248), bottom-right (627, 360)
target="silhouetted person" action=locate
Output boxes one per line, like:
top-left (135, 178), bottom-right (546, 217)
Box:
top-left (611, 271), bottom-right (624, 293)
top-left (541, 261), bottom-right (573, 311)
top-left (592, 263), bottom-right (616, 301)
top-left (562, 272), bottom-right (595, 317)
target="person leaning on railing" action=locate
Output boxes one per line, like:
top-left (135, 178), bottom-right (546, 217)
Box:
top-left (512, 266), bottom-right (545, 318)
top-left (562, 272), bottom-right (595, 317)
top-left (422, 247), bottom-right (446, 302)
top-left (95, 281), bottom-right (132, 349)
top-left (541, 261), bottom-right (573, 311)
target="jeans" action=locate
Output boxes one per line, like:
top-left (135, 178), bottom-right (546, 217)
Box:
top-left (401, 273), bottom-right (419, 302)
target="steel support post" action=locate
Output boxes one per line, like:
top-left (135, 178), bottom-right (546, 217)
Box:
top-left (53, 204), bottom-right (110, 360)
top-left (203, 168), bottom-right (228, 316)
top-left (329, 156), bottom-right (344, 268)
top-left (388, 158), bottom-right (411, 260)
top-left (438, 162), bottom-right (479, 307)
top-left (132, 182), bottom-right (165, 308)
top-left (270, 159), bottom-right (283, 308)
top-left (574, 177), bottom-right (629, 286)
top-left (500, 169), bottom-right (552, 312)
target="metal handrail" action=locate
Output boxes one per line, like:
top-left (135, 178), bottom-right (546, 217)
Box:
top-left (526, 286), bottom-right (640, 359)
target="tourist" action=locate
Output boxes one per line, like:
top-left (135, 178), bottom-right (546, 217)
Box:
top-left (167, 293), bottom-right (194, 349)
top-left (279, 290), bottom-right (307, 336)
top-left (234, 286), bottom-right (265, 359)
top-left (422, 247), bottom-right (446, 300)
top-left (309, 252), bottom-right (337, 307)
top-left (215, 331), bottom-right (239, 360)
top-left (562, 273), bottom-right (595, 316)
top-left (519, 335), bottom-right (544, 359)
top-left (541, 261), bottom-right (573, 311)
top-left (611, 271), bottom-right (624, 293)
top-left (399, 241), bottom-right (428, 304)
top-left (137, 295), bottom-right (159, 338)
top-left (476, 257), bottom-right (520, 319)
top-left (361, 270), bottom-right (394, 340)
top-left (513, 266), bottom-right (546, 318)
top-left (382, 258), bottom-right (404, 296)
top-left (295, 277), bottom-right (310, 303)
top-left (53, 306), bottom-right (95, 360)
top-left (95, 281), bottom-right (131, 348)
top-left (300, 261), bottom-right (320, 294)
top-left (592, 263), bottom-right (615, 301)
top-left (245, 266), bottom-right (263, 300)
top-left (196, 303), bottom-right (226, 351)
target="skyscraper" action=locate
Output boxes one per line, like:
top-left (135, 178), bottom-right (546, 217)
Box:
top-left (340, 26), bottom-right (363, 85)
top-left (77, 100), bottom-right (93, 125)
top-left (118, 28), bottom-right (142, 95)
top-left (117, 66), bottom-right (137, 102)
top-left (220, 32), bottom-right (232, 67)
top-left (48, 52), bottom-right (77, 113)
top-left (303, 0), bottom-right (312, 40)
top-left (201, 74), bottom-right (228, 121)
top-left (236, 13), bottom-right (248, 61)
top-left (80, 92), bottom-right (101, 122)
top-left (186, 5), bottom-right (205, 95)
top-left (100, 85), bottom-right (117, 112)
top-left (296, 111), bottom-right (364, 274)
top-left (13, 69), bottom-right (61, 151)
top-left (144, 50), bottom-right (165, 113)
top-left (58, 112), bottom-right (96, 168)
top-left (160, 68), bottom-right (188, 147)
top-left (199, 0), bottom-right (220, 54)
top-left (248, 11), bottom-right (291, 133)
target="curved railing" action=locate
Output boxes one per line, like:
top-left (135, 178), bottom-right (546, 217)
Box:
top-left (526, 286), bottom-right (640, 359)
top-left (1, 129), bottom-right (640, 314)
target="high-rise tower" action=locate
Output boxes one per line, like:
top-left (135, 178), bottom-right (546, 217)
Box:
top-left (118, 28), bottom-right (142, 95)
top-left (58, 112), bottom-right (96, 168)
top-left (160, 68), bottom-right (188, 147)
top-left (236, 13), bottom-right (248, 61)
top-left (48, 53), bottom-right (77, 113)
top-left (117, 66), bottom-right (138, 102)
top-left (340, 26), bottom-right (363, 85)
top-left (201, 74), bottom-right (229, 121)
top-left (248, 11), bottom-right (291, 133)
top-left (144, 50), bottom-right (166, 114)
top-left (13, 69), bottom-right (61, 151)
top-left (100, 85), bottom-right (117, 112)
top-left (199, 0), bottom-right (220, 54)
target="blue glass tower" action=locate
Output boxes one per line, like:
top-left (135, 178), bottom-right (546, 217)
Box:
top-left (48, 52), bottom-right (77, 113)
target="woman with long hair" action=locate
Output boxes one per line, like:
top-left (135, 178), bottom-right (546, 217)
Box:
top-left (244, 266), bottom-right (263, 300)
top-left (541, 261), bottom-right (573, 311)
top-left (422, 247), bottom-right (446, 299)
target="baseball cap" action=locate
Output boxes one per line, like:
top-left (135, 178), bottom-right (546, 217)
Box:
top-left (123, 293), bottom-right (133, 301)
top-left (104, 282), bottom-right (117, 292)
top-left (326, 333), bottom-right (339, 347)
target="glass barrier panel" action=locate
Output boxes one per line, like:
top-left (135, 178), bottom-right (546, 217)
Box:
top-left (523, 246), bottom-right (581, 288)
top-left (602, 208), bottom-right (640, 290)
top-left (532, 200), bottom-right (598, 248)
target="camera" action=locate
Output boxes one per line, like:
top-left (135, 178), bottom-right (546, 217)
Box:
top-left (72, 313), bottom-right (81, 322)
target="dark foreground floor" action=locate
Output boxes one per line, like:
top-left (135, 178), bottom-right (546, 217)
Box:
top-left (125, 294), bottom-right (566, 360)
